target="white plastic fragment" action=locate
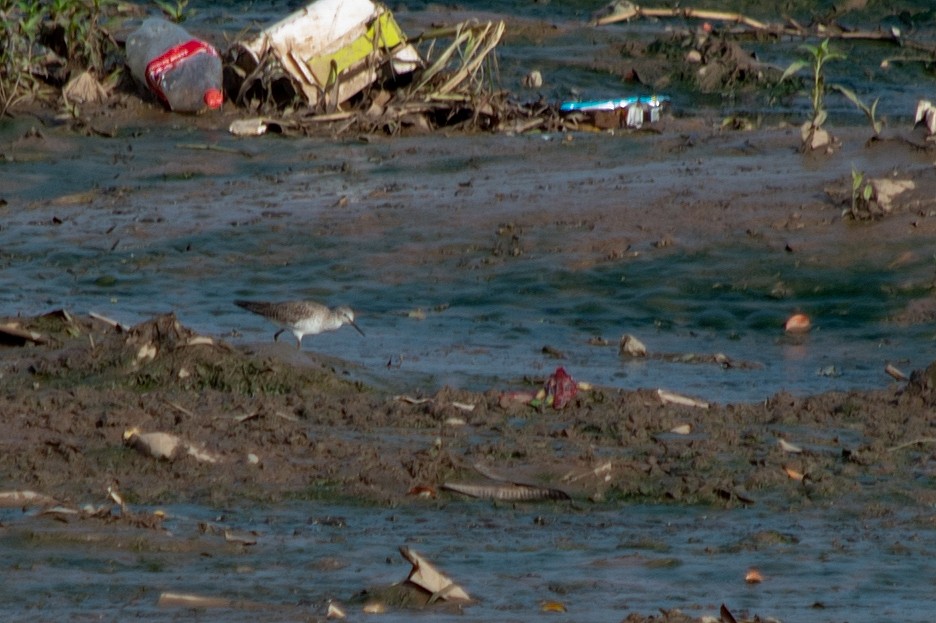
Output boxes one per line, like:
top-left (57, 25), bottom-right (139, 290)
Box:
top-left (400, 547), bottom-right (472, 603)
top-left (124, 428), bottom-right (221, 463)
top-left (657, 389), bottom-right (709, 409)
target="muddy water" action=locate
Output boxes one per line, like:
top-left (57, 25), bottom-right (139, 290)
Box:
top-left (2, 501), bottom-right (935, 622)
top-left (2, 119), bottom-right (933, 403)
top-left (2, 3), bottom-right (936, 621)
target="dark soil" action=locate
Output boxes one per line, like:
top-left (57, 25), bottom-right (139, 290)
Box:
top-left (3, 308), bottom-right (936, 515)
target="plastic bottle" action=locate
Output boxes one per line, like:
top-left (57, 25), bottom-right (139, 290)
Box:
top-left (126, 18), bottom-right (223, 113)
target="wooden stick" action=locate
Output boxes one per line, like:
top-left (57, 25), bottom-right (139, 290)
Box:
top-left (888, 437), bottom-right (936, 453)
top-left (592, 0), bottom-right (936, 54)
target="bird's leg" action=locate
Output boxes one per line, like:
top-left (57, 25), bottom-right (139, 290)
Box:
top-left (295, 337), bottom-right (302, 350)
top-left (274, 329), bottom-right (284, 342)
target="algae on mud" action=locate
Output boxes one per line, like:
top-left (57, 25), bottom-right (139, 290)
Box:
top-left (2, 310), bottom-right (936, 513)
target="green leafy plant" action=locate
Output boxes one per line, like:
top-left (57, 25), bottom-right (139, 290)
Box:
top-left (1, 0), bottom-right (119, 115)
top-left (782, 38), bottom-right (884, 150)
top-left (1, 0), bottom-right (46, 115)
top-left (833, 84), bottom-right (883, 135)
top-left (781, 38), bottom-right (845, 151)
top-left (847, 165), bottom-right (874, 219)
top-left (782, 39), bottom-right (844, 125)
top-left (154, 0), bottom-right (189, 23)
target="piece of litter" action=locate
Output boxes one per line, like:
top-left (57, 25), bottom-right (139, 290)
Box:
top-left (657, 389), bottom-right (709, 409)
top-left (778, 438), bottom-right (803, 454)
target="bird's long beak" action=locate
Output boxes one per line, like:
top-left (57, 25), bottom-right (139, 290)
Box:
top-left (351, 320), bottom-right (365, 337)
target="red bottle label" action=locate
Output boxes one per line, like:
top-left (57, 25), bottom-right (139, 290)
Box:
top-left (144, 39), bottom-right (220, 109)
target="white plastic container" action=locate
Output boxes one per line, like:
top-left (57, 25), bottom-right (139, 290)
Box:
top-left (126, 18), bottom-right (223, 113)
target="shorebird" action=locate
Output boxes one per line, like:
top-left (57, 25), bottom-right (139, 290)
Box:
top-left (234, 300), bottom-right (364, 349)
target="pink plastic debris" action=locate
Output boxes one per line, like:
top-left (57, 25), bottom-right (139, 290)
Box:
top-left (545, 367), bottom-right (577, 409)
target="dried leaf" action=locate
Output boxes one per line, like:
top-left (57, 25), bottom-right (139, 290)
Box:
top-left (442, 482), bottom-right (569, 501)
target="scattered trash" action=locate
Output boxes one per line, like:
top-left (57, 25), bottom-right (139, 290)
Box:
top-left (543, 366), bottom-right (578, 409)
top-left (124, 427), bottom-right (222, 463)
top-left (541, 600), bottom-right (567, 612)
top-left (399, 546), bottom-right (472, 603)
top-left (670, 423), bottom-right (692, 435)
top-left (619, 333), bottom-right (648, 357)
top-left (522, 69), bottom-right (543, 89)
top-left (885, 363), bottom-right (908, 381)
top-left (745, 568), bottom-right (764, 584)
top-left (442, 482), bottom-right (570, 501)
top-left (228, 0), bottom-right (420, 110)
top-left (229, 118), bottom-right (269, 136)
top-left (783, 465), bottom-right (804, 481)
top-left (914, 99), bottom-right (936, 138)
top-left (560, 95), bottom-right (669, 129)
top-left (326, 601), bottom-right (347, 619)
top-left (443, 463), bottom-right (570, 501)
top-left (784, 313), bottom-right (811, 333)
top-left (778, 438), bottom-right (803, 454)
top-left (126, 17), bottom-right (223, 113)
top-left (657, 389), bottom-right (709, 409)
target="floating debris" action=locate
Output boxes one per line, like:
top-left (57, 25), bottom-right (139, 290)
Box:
top-left (784, 313), bottom-right (811, 333)
top-left (541, 600), bottom-right (567, 612)
top-left (914, 99), bottom-right (936, 138)
top-left (619, 333), bottom-right (647, 357)
top-left (400, 546), bottom-right (472, 603)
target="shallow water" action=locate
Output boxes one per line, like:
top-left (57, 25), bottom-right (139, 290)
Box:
top-left (3, 2), bottom-right (933, 403)
top-left (1, 123), bottom-right (932, 403)
top-left (2, 500), bottom-right (935, 622)
top-left (2, 3), bottom-right (935, 622)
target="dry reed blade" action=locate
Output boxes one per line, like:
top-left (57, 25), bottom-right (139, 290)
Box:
top-left (442, 482), bottom-right (570, 501)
